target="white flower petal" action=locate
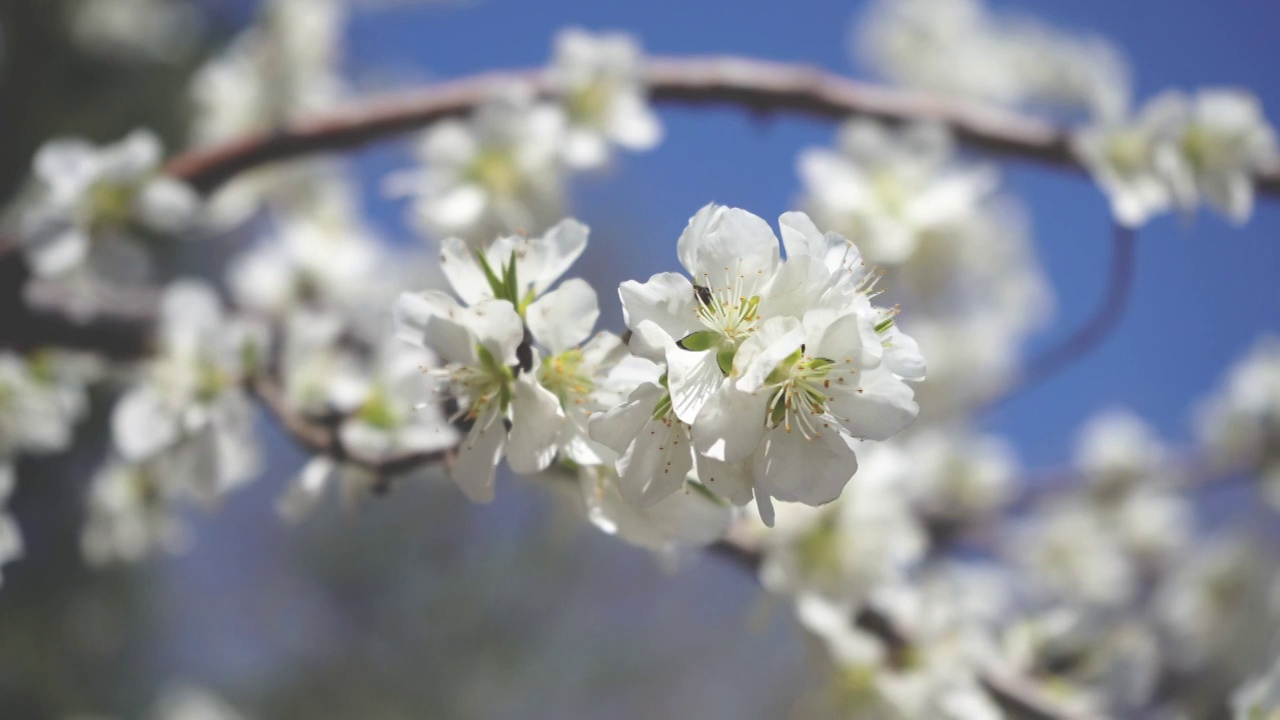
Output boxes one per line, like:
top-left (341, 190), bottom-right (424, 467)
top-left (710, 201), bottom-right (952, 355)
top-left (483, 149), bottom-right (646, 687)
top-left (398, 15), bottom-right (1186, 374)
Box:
top-left (754, 426), bottom-right (857, 507)
top-left (694, 454), bottom-right (754, 506)
top-left (525, 277), bottom-right (598, 353)
top-left (692, 381), bottom-right (767, 463)
top-left (277, 456), bottom-right (338, 522)
top-left (112, 387), bottom-right (180, 461)
top-left (453, 406), bottom-right (506, 504)
top-left (616, 417), bottom-right (692, 506)
top-left (618, 273), bottom-right (702, 355)
top-left (506, 374), bottom-right (565, 474)
top-left (439, 236), bottom-right (492, 306)
top-left (666, 347), bottom-right (724, 425)
top-left (588, 382), bottom-right (664, 455)
top-left (525, 218), bottom-right (589, 296)
top-left (827, 368), bottom-right (919, 441)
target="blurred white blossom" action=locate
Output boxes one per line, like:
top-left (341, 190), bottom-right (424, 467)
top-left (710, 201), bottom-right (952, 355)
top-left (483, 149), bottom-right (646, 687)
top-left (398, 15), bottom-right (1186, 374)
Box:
top-left (577, 464), bottom-right (731, 557)
top-left (1157, 89), bottom-right (1279, 225)
top-left (1001, 608), bottom-right (1161, 715)
top-left (856, 0), bottom-right (1130, 119)
top-left (1077, 89), bottom-right (1279, 227)
top-left (898, 428), bottom-right (1016, 526)
top-left (548, 28), bottom-right (662, 169)
top-left (1234, 655), bottom-right (1280, 720)
top-left (389, 87), bottom-right (566, 242)
top-left (1010, 502), bottom-right (1136, 608)
top-left (799, 120), bottom-right (997, 266)
top-left (1197, 335), bottom-right (1280, 508)
top-left (70, 0), bottom-right (203, 63)
top-left (18, 130), bottom-right (199, 279)
top-left (80, 458), bottom-right (189, 566)
top-left (111, 282), bottom-right (266, 504)
top-left (753, 446), bottom-right (925, 604)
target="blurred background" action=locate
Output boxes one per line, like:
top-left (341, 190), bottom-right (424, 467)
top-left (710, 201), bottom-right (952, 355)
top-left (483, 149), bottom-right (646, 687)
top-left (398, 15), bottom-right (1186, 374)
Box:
top-left (0, 0), bottom-right (1277, 717)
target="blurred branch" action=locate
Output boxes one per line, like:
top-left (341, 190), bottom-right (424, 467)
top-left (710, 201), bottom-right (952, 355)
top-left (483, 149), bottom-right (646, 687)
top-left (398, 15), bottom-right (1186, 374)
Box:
top-left (247, 375), bottom-right (455, 480)
top-left (994, 224), bottom-right (1137, 404)
top-left (0, 256), bottom-right (155, 360)
top-left (707, 535), bottom-right (1095, 720)
top-left (160, 55), bottom-right (1280, 195)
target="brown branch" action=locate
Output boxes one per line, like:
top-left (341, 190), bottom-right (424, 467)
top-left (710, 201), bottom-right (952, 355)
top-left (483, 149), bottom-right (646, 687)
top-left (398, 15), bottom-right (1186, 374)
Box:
top-left (247, 375), bottom-right (455, 479)
top-left (0, 256), bottom-right (155, 360)
top-left (992, 223), bottom-right (1138, 406)
top-left (706, 534), bottom-right (1093, 720)
top-left (160, 55), bottom-right (1280, 195)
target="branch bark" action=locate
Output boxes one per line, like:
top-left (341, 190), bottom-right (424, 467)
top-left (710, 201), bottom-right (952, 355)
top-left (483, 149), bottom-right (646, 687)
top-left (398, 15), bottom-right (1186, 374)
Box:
top-left (247, 375), bottom-right (454, 479)
top-left (994, 224), bottom-right (1137, 404)
top-left (160, 56), bottom-right (1280, 195)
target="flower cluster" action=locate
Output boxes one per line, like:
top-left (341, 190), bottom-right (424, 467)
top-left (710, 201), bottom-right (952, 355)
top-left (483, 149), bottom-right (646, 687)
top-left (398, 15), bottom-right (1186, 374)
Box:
top-left (395, 218), bottom-right (628, 501)
top-left (595, 204), bottom-right (924, 525)
top-left (1076, 89), bottom-right (1280, 227)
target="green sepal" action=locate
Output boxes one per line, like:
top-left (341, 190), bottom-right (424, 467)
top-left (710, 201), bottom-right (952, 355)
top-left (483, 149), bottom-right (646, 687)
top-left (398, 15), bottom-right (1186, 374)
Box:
top-left (677, 330), bottom-right (720, 352)
top-left (716, 343), bottom-right (737, 375)
top-left (764, 347), bottom-right (804, 385)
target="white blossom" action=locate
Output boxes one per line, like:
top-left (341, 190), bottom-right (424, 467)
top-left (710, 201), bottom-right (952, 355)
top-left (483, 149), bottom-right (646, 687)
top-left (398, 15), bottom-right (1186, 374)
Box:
top-left (753, 445), bottom-right (925, 603)
top-left (0, 351), bottom-right (93, 459)
top-left (389, 87), bottom-right (566, 241)
top-left (80, 458), bottom-right (189, 566)
top-left (1074, 96), bottom-right (1184, 228)
top-left (799, 566), bottom-right (1008, 720)
top-left (18, 130), bottom-right (199, 278)
top-left (394, 292), bottom-right (561, 503)
top-left (190, 0), bottom-right (345, 147)
top-left (611, 205), bottom-right (921, 523)
top-left (111, 282), bottom-right (266, 504)
top-left (70, 0), bottom-right (203, 63)
top-left (1155, 89), bottom-right (1279, 225)
top-left (277, 329), bottom-right (460, 521)
top-left (1001, 609), bottom-right (1161, 715)
top-left (1197, 335), bottom-right (1280, 508)
top-left (548, 28), bottom-right (662, 169)
top-left (1074, 408), bottom-right (1169, 498)
top-left (799, 120), bottom-right (997, 265)
top-left (228, 207), bottom-right (382, 316)
top-left (898, 428), bottom-right (1016, 525)
top-left (856, 0), bottom-right (1130, 119)
top-left (1155, 536), bottom-right (1280, 670)
top-left (1233, 655), bottom-right (1280, 720)
top-left (1010, 502), bottom-right (1136, 608)
top-left (577, 464), bottom-right (731, 557)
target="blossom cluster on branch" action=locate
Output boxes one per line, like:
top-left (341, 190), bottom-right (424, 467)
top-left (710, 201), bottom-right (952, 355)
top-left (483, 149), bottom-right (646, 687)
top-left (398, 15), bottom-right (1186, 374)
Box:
top-left (2, 0), bottom-right (1280, 718)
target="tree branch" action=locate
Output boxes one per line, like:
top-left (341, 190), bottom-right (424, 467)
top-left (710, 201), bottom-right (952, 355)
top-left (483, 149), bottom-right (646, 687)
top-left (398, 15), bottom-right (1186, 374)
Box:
top-left (161, 55), bottom-right (1280, 195)
top-left (706, 535), bottom-right (1094, 720)
top-left (247, 375), bottom-right (455, 479)
top-left (995, 224), bottom-right (1137, 403)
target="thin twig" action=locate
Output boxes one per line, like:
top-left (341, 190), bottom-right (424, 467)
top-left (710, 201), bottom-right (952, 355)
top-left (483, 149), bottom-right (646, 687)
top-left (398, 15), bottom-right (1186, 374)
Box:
top-left (994, 224), bottom-right (1138, 404)
top-left (247, 375), bottom-right (455, 477)
top-left (707, 536), bottom-right (1092, 720)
